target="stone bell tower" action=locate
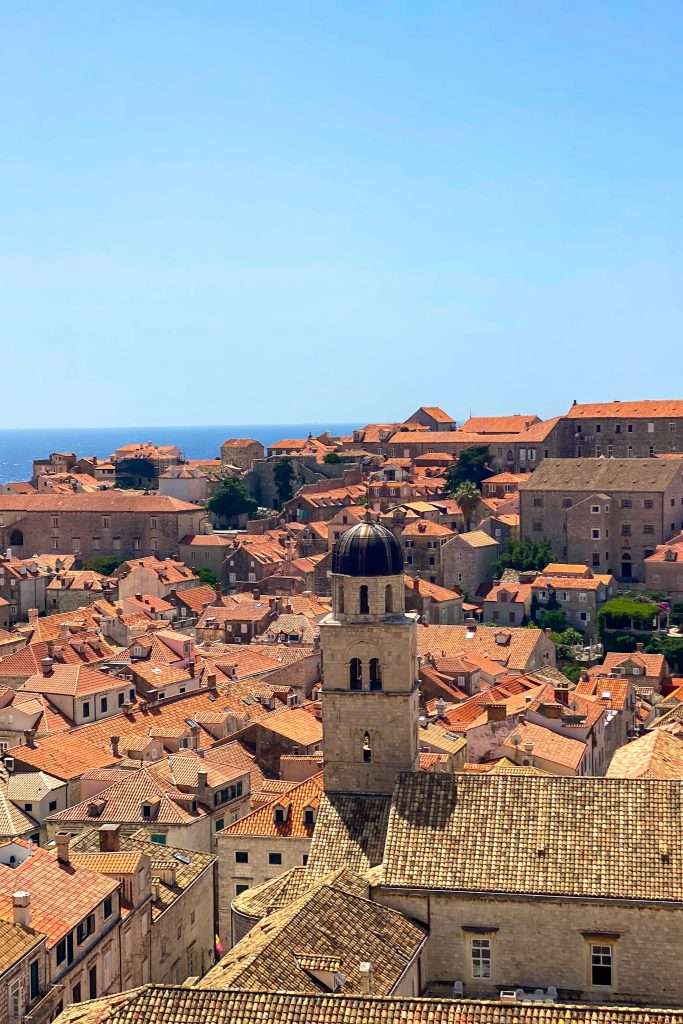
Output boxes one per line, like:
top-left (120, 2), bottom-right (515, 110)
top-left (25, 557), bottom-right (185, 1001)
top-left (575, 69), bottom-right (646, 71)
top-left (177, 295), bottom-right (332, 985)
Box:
top-left (320, 514), bottom-right (419, 795)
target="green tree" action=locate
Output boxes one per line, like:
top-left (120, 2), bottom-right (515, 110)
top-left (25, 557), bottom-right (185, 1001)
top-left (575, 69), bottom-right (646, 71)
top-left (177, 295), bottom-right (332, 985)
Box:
top-left (538, 608), bottom-right (568, 632)
top-left (273, 458), bottom-right (295, 506)
top-left (494, 538), bottom-right (554, 576)
top-left (196, 567), bottom-right (218, 586)
top-left (444, 445), bottom-right (490, 491)
top-left (597, 596), bottom-right (658, 635)
top-left (646, 634), bottom-right (683, 673)
top-left (452, 481), bottom-right (480, 531)
top-left (208, 478), bottom-right (258, 524)
top-left (83, 555), bottom-right (125, 576)
top-left (324, 452), bottom-right (352, 464)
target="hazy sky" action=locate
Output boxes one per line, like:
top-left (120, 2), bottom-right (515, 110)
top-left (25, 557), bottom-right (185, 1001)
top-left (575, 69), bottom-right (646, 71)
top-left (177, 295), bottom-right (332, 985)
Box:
top-left (2, 3), bottom-right (682, 428)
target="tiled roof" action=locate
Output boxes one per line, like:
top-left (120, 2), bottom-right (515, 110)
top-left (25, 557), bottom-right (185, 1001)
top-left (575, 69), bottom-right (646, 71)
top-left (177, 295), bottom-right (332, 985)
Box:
top-left (501, 721), bottom-right (587, 772)
top-left (172, 585), bottom-right (217, 613)
top-left (232, 865), bottom-right (368, 921)
top-left (21, 663), bottom-right (122, 698)
top-left (307, 793), bottom-right (391, 876)
top-left (418, 722), bottom-right (468, 756)
top-left (70, 850), bottom-right (145, 875)
top-left (401, 520), bottom-right (454, 537)
top-left (51, 988), bottom-right (683, 1024)
top-left (592, 651), bottom-right (667, 678)
top-left (0, 493), bottom-right (200, 512)
top-left (254, 706), bottom-right (323, 747)
top-left (461, 415), bottom-right (539, 434)
top-left (404, 576), bottom-right (461, 603)
top-left (198, 883), bottom-right (426, 995)
top-left (380, 772), bottom-right (683, 900)
top-left (566, 399), bottom-right (683, 419)
top-left (0, 916), bottom-right (44, 973)
top-left (574, 676), bottom-right (630, 711)
top-left (417, 624), bottom-right (549, 672)
top-left (12, 733), bottom-right (119, 780)
top-left (532, 575), bottom-right (610, 592)
top-left (70, 827), bottom-right (214, 922)
top-left (520, 457), bottom-right (683, 492)
top-left (179, 533), bottom-right (231, 546)
top-left (453, 529), bottom-right (499, 548)
top-left (607, 730), bottom-right (683, 780)
top-left (223, 773), bottom-right (323, 838)
top-left (0, 842), bottom-right (117, 948)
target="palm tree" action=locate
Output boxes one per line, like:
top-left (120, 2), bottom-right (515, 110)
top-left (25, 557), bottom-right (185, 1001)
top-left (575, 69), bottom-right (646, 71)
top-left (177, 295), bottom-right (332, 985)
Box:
top-left (453, 481), bottom-right (480, 532)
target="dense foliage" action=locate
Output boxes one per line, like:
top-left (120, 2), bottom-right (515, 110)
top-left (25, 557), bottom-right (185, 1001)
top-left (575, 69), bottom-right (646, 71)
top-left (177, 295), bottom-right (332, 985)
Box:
top-left (444, 446), bottom-right (490, 490)
top-left (451, 481), bottom-right (480, 531)
top-left (597, 596), bottom-right (659, 633)
top-left (208, 478), bottom-right (258, 523)
top-left (494, 538), bottom-right (554, 576)
top-left (83, 555), bottom-right (125, 575)
top-left (196, 567), bottom-right (218, 586)
top-left (273, 458), bottom-right (295, 506)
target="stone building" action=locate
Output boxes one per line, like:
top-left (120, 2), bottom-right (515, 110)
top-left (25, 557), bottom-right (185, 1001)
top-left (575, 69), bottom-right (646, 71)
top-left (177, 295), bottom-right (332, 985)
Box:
top-left (441, 530), bottom-right (500, 596)
top-left (531, 565), bottom-right (615, 637)
top-left (401, 519), bottom-right (454, 584)
top-left (0, 494), bottom-right (205, 562)
top-left (644, 531), bottom-right (683, 596)
top-left (562, 399), bottom-right (683, 458)
top-left (519, 457), bottom-right (683, 581)
top-left (0, 912), bottom-right (48, 1024)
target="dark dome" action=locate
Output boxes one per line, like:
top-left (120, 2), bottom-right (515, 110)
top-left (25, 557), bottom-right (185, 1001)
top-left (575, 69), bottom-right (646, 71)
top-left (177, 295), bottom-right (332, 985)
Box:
top-left (332, 518), bottom-right (403, 577)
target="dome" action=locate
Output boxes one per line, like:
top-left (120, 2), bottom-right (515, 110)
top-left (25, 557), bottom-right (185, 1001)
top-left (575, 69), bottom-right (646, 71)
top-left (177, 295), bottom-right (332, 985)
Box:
top-left (332, 517), bottom-right (403, 577)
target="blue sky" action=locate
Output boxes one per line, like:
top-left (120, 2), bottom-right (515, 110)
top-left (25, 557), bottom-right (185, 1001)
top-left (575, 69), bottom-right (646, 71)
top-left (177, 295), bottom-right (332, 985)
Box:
top-left (1, 2), bottom-right (682, 428)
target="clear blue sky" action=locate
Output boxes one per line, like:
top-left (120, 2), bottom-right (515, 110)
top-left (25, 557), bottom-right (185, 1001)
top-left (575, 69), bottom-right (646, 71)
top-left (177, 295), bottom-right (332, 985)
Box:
top-left (2, 2), bottom-right (682, 428)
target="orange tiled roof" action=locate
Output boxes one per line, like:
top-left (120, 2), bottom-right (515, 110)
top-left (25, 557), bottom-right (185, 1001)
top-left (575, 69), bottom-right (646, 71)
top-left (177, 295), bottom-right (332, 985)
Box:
top-left (461, 415), bottom-right (539, 434)
top-left (567, 400), bottom-right (683, 419)
top-left (502, 721), bottom-right (586, 772)
top-left (223, 773), bottom-right (323, 838)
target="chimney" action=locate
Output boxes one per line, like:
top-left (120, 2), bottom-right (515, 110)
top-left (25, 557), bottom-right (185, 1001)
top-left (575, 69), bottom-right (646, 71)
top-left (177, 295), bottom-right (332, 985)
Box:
top-left (99, 824), bottom-right (121, 853)
top-left (197, 767), bottom-right (209, 800)
top-left (636, 642), bottom-right (645, 652)
top-left (555, 686), bottom-right (570, 706)
top-left (252, 588), bottom-right (261, 601)
top-left (58, 623), bottom-right (70, 641)
top-left (191, 723), bottom-right (201, 749)
top-left (135, 593), bottom-right (143, 601)
top-left (151, 879), bottom-right (161, 902)
top-left (435, 698), bottom-right (447, 719)
top-left (41, 657), bottom-right (54, 677)
top-left (24, 729), bottom-right (37, 749)
top-left (56, 832), bottom-right (71, 865)
top-left (12, 891), bottom-right (31, 929)
top-left (110, 735), bottom-right (120, 758)
top-left (27, 608), bottom-right (39, 624)
top-left (207, 672), bottom-right (217, 691)
top-left (359, 961), bottom-right (372, 994)
top-left (486, 704), bottom-right (506, 723)
top-left (214, 580), bottom-right (222, 598)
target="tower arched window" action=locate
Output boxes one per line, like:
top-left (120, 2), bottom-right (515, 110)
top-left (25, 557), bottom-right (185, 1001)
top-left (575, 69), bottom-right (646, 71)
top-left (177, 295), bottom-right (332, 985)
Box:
top-left (369, 658), bottom-right (382, 691)
top-left (359, 585), bottom-right (369, 615)
top-left (349, 658), bottom-right (362, 690)
top-left (9, 530), bottom-right (23, 547)
top-left (338, 582), bottom-right (345, 615)
top-left (384, 584), bottom-right (393, 614)
top-left (362, 731), bottom-right (372, 763)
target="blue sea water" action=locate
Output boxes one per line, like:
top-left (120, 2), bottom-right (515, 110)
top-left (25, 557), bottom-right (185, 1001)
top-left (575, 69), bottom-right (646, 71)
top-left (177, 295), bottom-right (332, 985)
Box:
top-left (0, 424), bottom-right (360, 484)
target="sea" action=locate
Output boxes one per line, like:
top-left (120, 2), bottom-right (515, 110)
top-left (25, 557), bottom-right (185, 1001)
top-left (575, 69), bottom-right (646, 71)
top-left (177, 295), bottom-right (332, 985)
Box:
top-left (0, 424), bottom-right (361, 485)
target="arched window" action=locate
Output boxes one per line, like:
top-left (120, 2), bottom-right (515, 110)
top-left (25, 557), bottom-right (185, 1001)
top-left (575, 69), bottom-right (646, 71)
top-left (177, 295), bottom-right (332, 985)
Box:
top-left (385, 584), bottom-right (393, 614)
top-left (369, 658), bottom-right (382, 691)
top-left (338, 582), bottom-right (345, 615)
top-left (359, 585), bottom-right (369, 615)
top-left (9, 530), bottom-right (23, 547)
top-left (362, 731), bottom-right (372, 763)
top-left (349, 658), bottom-right (362, 690)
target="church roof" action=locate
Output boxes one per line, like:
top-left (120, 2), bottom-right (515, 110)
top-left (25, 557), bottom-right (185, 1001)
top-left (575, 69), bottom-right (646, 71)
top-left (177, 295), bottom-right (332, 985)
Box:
top-left (331, 519), bottom-right (403, 577)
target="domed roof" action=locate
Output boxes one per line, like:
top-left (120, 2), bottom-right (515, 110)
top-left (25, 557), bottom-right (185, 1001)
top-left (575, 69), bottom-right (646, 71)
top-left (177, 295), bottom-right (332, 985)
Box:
top-left (332, 516), bottom-right (403, 577)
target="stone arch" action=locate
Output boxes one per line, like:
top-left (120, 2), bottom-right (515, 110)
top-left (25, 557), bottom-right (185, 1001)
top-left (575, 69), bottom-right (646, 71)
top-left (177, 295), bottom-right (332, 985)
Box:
top-left (349, 657), bottom-right (362, 690)
top-left (369, 657), bottom-right (382, 691)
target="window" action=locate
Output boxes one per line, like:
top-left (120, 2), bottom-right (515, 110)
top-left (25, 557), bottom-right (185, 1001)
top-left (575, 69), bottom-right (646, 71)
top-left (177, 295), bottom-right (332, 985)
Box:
top-left (621, 524), bottom-right (631, 536)
top-left (57, 938), bottom-right (67, 964)
top-left (471, 938), bottom-right (491, 978)
top-left (235, 883), bottom-right (249, 895)
top-left (89, 965), bottom-right (97, 1000)
top-left (72, 983), bottom-right (82, 1004)
top-left (151, 834), bottom-right (167, 845)
top-left (150, 518), bottom-right (158, 530)
top-left (607, 445), bottom-right (613, 458)
top-left (591, 529), bottom-right (601, 540)
top-left (562, 497), bottom-right (572, 509)
top-left (82, 701), bottom-right (91, 718)
top-left (268, 852), bottom-right (282, 865)
top-left (643, 498), bottom-right (654, 509)
top-left (49, 800), bottom-right (57, 812)
top-left (621, 498), bottom-right (632, 508)
top-left (384, 584), bottom-right (393, 613)
top-left (532, 521), bottom-right (543, 533)
top-left (102, 517), bottom-right (110, 529)
top-left (595, 424), bottom-right (601, 433)
top-left (100, 697), bottom-right (108, 713)
top-left (533, 497), bottom-right (544, 508)
top-left (302, 853), bottom-right (309, 866)
top-left (591, 505), bottom-right (600, 514)
top-left (649, 445), bottom-right (655, 456)
top-left (134, 537), bottom-right (141, 550)
top-left (647, 422), bottom-right (655, 433)
top-left (359, 585), bottom-right (369, 614)
top-left (304, 808), bottom-right (315, 826)
top-left (627, 423), bottom-right (633, 432)
top-left (52, 517), bottom-right (59, 529)
top-left (362, 731), bottom-right (372, 763)
top-left (76, 913), bottom-right (95, 944)
top-left (594, 445), bottom-right (602, 457)
top-left (349, 658), bottom-right (362, 690)
top-left (113, 537), bottom-right (121, 551)
top-left (235, 851), bottom-right (249, 864)
top-left (592, 553), bottom-right (600, 567)
top-left (670, 422), bottom-right (677, 433)
top-left (615, 424), bottom-right (621, 434)
top-left (30, 958), bottom-right (40, 1000)
top-left (24, 803), bottom-right (33, 812)
top-left (72, 537), bottom-right (81, 553)
top-left (578, 591), bottom-right (587, 602)
top-left (369, 658), bottom-right (382, 691)
top-left (215, 818), bottom-right (224, 831)
top-left (591, 944), bottom-right (613, 987)
top-left (643, 524), bottom-right (655, 535)
top-left (104, 896), bottom-right (113, 918)
top-left (627, 445), bottom-right (633, 457)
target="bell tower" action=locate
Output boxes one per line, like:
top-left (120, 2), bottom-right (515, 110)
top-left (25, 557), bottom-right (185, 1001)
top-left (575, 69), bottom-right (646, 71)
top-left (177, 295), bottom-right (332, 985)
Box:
top-left (320, 515), bottom-right (419, 795)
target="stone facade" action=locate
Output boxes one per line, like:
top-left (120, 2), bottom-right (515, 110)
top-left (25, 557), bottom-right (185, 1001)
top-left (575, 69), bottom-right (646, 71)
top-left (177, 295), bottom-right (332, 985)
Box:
top-left (441, 532), bottom-right (500, 597)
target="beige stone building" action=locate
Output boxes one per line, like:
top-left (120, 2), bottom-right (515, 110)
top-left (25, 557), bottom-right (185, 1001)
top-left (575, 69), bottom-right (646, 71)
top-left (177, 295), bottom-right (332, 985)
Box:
top-left (520, 457), bottom-right (683, 581)
top-left (644, 531), bottom-right (683, 595)
top-left (0, 913), bottom-right (48, 1024)
top-left (0, 494), bottom-right (205, 562)
top-left (563, 399), bottom-right (683, 458)
top-left (531, 564), bottom-right (615, 637)
top-left (220, 439), bottom-right (264, 472)
top-left (216, 773), bottom-right (323, 944)
top-left (441, 530), bottom-right (500, 597)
